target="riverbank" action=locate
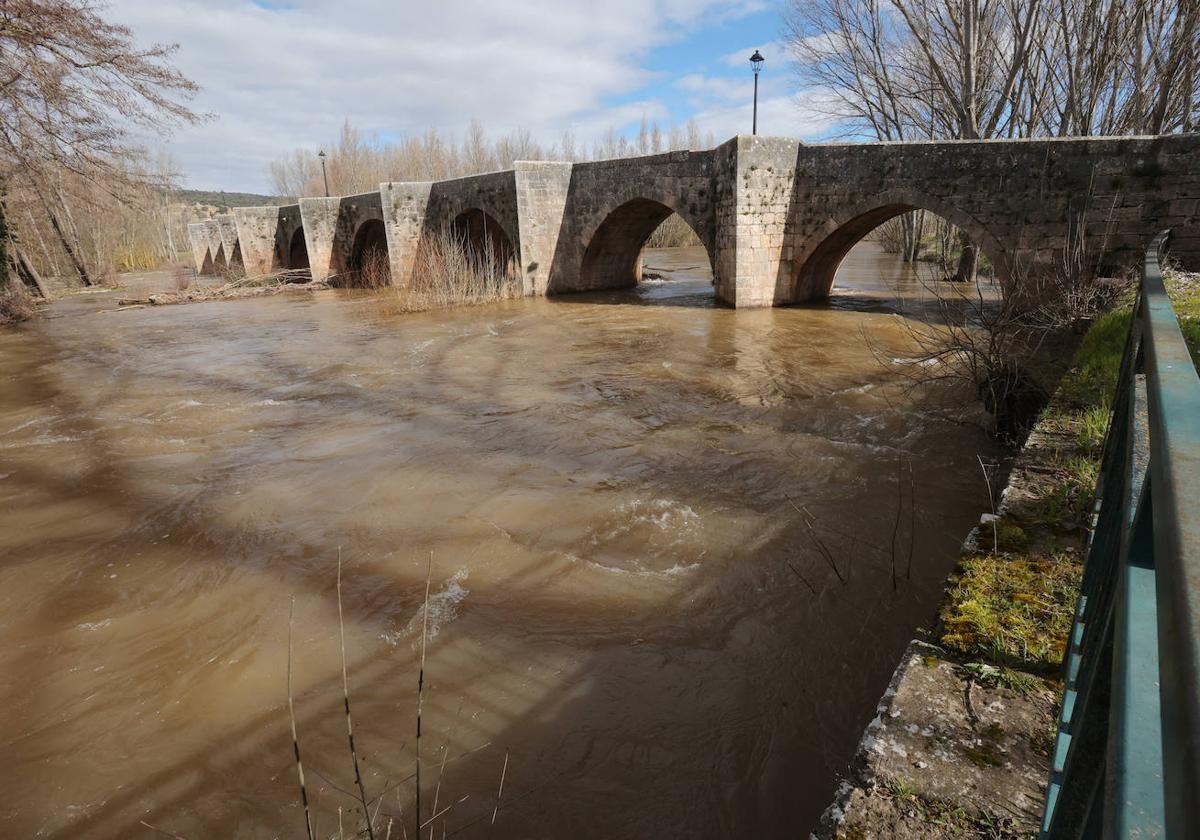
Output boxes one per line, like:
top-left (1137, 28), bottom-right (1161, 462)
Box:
top-left (815, 265), bottom-right (1200, 839)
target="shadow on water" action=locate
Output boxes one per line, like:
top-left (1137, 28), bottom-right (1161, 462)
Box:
top-left (0, 241), bottom-right (1003, 839)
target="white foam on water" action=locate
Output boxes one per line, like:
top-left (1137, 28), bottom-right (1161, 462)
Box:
top-left (1, 417), bottom-right (43, 435)
top-left (0, 433), bottom-right (81, 449)
top-left (382, 567), bottom-right (470, 647)
top-left (583, 559), bottom-right (700, 578)
top-left (579, 498), bottom-right (705, 577)
top-left (890, 356), bottom-right (942, 368)
top-left (76, 619), bottom-right (112, 632)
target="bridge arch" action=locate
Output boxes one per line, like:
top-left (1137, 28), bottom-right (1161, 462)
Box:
top-left (285, 226), bottom-right (310, 271)
top-left (449, 208), bottom-right (516, 275)
top-left (792, 189), bottom-right (1009, 300)
top-left (576, 197), bottom-right (714, 292)
top-left (343, 218), bottom-right (390, 286)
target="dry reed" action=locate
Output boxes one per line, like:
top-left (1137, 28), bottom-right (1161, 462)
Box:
top-left (491, 750), bottom-right (509, 826)
top-left (414, 553), bottom-right (433, 839)
top-left (287, 596), bottom-right (316, 840)
top-left (337, 549), bottom-right (375, 839)
top-left (381, 229), bottom-right (519, 314)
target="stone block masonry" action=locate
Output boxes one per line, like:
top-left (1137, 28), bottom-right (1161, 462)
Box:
top-left (215, 133), bottom-right (1200, 307)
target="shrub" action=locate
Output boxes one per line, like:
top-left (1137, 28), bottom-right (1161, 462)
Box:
top-left (0, 283), bottom-right (36, 324)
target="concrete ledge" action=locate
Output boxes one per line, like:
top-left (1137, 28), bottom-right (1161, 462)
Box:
top-left (813, 642), bottom-right (1054, 839)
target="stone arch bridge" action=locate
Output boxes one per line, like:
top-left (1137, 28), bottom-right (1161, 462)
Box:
top-left (187, 133), bottom-right (1200, 307)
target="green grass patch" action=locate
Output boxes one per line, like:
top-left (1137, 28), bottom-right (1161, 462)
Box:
top-left (940, 552), bottom-right (1082, 671)
top-left (1166, 271), bottom-right (1200, 373)
top-left (1024, 455), bottom-right (1100, 530)
top-left (961, 662), bottom-right (1044, 696)
top-left (1055, 308), bottom-right (1132, 412)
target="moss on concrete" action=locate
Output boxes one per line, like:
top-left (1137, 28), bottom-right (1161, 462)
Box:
top-left (940, 553), bottom-right (1081, 670)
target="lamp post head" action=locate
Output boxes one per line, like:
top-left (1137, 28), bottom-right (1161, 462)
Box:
top-left (318, 150), bottom-right (326, 160)
top-left (750, 49), bottom-right (764, 75)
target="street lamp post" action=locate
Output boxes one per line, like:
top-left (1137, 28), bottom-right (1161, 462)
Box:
top-left (318, 150), bottom-right (329, 197)
top-left (750, 50), bottom-right (764, 135)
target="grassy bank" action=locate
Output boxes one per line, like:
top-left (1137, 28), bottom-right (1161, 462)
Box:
top-left (939, 266), bottom-right (1199, 675)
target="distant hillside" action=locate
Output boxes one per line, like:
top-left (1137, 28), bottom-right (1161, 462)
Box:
top-left (177, 189), bottom-right (293, 208)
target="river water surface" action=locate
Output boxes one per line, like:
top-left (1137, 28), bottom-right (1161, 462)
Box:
top-left (0, 242), bottom-right (1000, 838)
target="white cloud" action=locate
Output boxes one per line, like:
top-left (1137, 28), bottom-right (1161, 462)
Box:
top-left (109, 0), bottom-right (766, 192)
top-left (687, 88), bottom-right (842, 141)
top-left (718, 39), bottom-right (784, 69)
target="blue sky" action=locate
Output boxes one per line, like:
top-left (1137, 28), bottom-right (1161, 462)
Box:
top-left (108, 0), bottom-right (837, 192)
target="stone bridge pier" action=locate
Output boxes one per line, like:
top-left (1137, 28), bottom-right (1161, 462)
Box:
top-left (186, 214), bottom-right (245, 275)
top-left (298, 192), bottom-right (387, 284)
top-left (232, 204), bottom-right (306, 276)
top-left (214, 132), bottom-right (1199, 306)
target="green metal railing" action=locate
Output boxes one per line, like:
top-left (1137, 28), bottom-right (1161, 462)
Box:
top-left (1041, 231), bottom-right (1200, 838)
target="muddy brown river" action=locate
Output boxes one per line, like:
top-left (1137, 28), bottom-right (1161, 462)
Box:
top-left (0, 242), bottom-right (1001, 839)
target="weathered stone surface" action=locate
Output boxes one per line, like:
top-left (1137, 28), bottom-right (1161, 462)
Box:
top-left (298, 196), bottom-right (340, 282)
top-left (208, 133), bottom-right (1200, 307)
top-left (813, 642), bottom-right (1055, 839)
top-left (185, 222), bottom-right (212, 274)
top-left (202, 219), bottom-right (224, 270)
top-left (232, 205), bottom-right (305, 276)
top-left (214, 214), bottom-right (242, 269)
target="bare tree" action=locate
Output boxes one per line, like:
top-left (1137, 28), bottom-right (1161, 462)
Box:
top-left (0, 0), bottom-right (203, 289)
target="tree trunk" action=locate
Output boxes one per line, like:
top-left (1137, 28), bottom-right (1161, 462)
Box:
top-left (46, 207), bottom-right (93, 286)
top-left (953, 229), bottom-right (979, 283)
top-left (26, 208), bottom-right (59, 277)
top-left (909, 210), bottom-right (925, 263)
top-left (0, 178), bottom-right (9, 291)
top-left (15, 248), bottom-right (50, 298)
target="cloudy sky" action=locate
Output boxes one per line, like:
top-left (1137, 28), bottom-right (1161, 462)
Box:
top-left (107, 0), bottom-right (837, 193)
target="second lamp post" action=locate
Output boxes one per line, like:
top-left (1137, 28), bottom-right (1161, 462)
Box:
top-left (750, 50), bottom-right (764, 135)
